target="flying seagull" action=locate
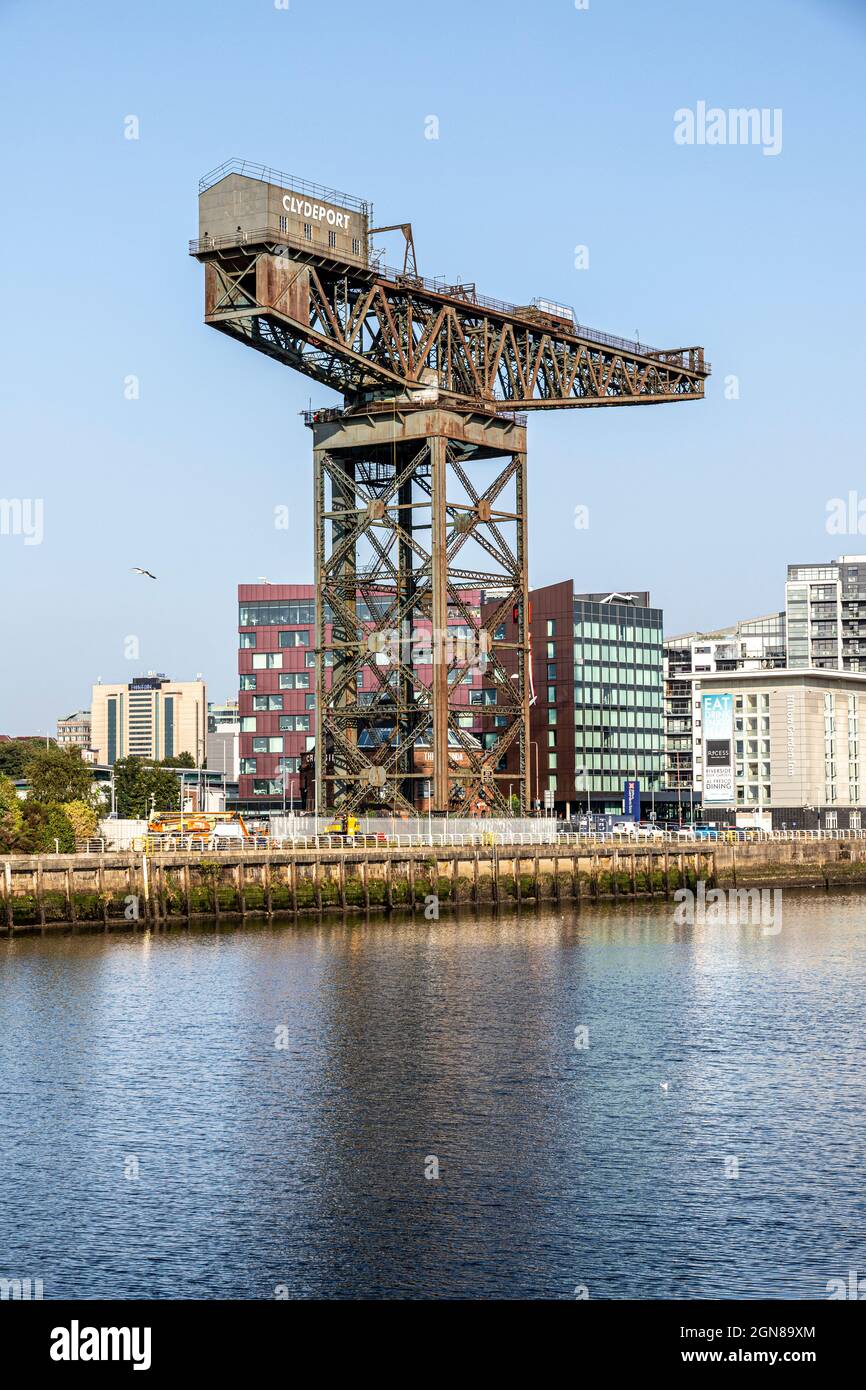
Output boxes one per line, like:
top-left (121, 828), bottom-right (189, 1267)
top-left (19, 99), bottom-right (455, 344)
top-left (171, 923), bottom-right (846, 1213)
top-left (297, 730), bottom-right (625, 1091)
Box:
top-left (131, 567), bottom-right (157, 580)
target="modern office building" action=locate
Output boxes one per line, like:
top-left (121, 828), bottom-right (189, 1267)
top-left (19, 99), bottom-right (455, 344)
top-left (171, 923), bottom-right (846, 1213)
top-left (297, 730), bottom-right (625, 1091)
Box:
top-left (786, 555), bottom-right (866, 671)
top-left (238, 585), bottom-right (317, 807)
top-left (56, 710), bottom-right (92, 751)
top-left (91, 674), bottom-right (207, 766)
top-left (238, 583), bottom-right (488, 808)
top-left (663, 612), bottom-right (786, 791)
top-left (695, 668), bottom-right (866, 829)
top-left (491, 580), bottom-right (665, 815)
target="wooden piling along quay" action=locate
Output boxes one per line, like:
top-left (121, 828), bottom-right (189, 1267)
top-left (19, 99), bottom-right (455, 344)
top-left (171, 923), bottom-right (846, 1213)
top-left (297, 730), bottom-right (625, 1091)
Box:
top-left (0, 845), bottom-right (716, 934)
top-left (5, 837), bottom-right (866, 934)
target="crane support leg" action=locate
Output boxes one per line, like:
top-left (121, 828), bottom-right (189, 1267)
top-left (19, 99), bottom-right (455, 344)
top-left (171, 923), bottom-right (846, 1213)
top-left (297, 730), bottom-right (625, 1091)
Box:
top-left (310, 404), bottom-right (529, 816)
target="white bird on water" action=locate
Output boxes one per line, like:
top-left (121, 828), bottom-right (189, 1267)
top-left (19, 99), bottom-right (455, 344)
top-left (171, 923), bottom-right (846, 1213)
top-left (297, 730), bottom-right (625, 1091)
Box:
top-left (659, 1081), bottom-right (670, 1092)
top-left (131, 567), bottom-right (157, 580)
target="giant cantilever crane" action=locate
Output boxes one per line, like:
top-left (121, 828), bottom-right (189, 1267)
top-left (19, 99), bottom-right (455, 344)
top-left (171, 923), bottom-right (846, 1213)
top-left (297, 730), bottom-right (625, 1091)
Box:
top-left (192, 160), bottom-right (709, 815)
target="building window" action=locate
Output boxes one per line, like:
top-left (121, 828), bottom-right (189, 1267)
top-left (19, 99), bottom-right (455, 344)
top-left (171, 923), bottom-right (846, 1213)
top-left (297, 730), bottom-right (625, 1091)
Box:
top-left (279, 215), bottom-right (287, 233)
top-left (241, 716), bottom-right (256, 733)
top-left (305, 694), bottom-right (316, 710)
top-left (252, 653), bottom-right (283, 669)
top-left (547, 620), bottom-right (556, 637)
top-left (239, 633), bottom-right (256, 649)
top-left (304, 223), bottom-right (312, 241)
top-left (240, 758), bottom-right (256, 775)
top-left (279, 630), bottom-right (310, 648)
top-left (328, 229), bottom-right (337, 248)
top-left (164, 696), bottom-right (174, 760)
top-left (279, 715), bottom-right (311, 732)
top-left (253, 695), bottom-right (284, 711)
top-left (240, 601), bottom-right (314, 626)
top-left (279, 672), bottom-right (311, 689)
top-left (252, 736), bottom-right (283, 753)
top-left (253, 779), bottom-right (282, 796)
top-left (352, 237), bottom-right (361, 256)
top-left (240, 675), bottom-right (257, 690)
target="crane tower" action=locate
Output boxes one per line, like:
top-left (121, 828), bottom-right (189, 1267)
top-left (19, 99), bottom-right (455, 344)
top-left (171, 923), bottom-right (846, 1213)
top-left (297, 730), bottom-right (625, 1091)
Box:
top-left (191, 159), bottom-right (709, 816)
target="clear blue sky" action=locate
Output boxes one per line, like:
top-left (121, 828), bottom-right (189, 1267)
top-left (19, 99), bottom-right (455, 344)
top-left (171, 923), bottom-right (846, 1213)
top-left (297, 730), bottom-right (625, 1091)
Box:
top-left (1, 0), bottom-right (863, 733)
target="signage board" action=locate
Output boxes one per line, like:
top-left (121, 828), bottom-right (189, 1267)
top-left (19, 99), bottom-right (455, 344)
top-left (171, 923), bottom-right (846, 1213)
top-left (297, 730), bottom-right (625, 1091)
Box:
top-left (702, 693), bottom-right (735, 803)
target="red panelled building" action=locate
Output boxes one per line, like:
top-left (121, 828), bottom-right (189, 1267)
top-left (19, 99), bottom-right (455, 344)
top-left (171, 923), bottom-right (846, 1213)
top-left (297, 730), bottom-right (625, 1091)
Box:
top-left (238, 584), bottom-right (322, 808)
top-left (238, 583), bottom-right (488, 810)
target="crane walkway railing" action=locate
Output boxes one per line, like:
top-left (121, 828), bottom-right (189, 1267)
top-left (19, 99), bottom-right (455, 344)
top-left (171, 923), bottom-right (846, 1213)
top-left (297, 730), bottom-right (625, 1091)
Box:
top-left (188, 223), bottom-right (710, 374)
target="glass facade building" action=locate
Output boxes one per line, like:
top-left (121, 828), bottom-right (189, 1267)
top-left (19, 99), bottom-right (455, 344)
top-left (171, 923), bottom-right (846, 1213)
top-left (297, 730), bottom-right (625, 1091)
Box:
top-left (572, 592), bottom-right (664, 796)
top-left (496, 581), bottom-right (666, 813)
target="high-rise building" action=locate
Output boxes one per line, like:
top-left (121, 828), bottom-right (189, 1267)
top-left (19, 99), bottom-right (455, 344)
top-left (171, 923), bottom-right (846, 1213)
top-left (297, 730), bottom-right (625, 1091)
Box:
top-left (786, 555), bottom-right (866, 671)
top-left (91, 675), bottom-right (207, 766)
top-left (238, 585), bottom-right (320, 808)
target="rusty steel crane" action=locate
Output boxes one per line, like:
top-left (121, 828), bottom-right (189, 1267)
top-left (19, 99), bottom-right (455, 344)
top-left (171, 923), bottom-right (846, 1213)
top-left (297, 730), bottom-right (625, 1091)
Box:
top-left (191, 159), bottom-right (709, 816)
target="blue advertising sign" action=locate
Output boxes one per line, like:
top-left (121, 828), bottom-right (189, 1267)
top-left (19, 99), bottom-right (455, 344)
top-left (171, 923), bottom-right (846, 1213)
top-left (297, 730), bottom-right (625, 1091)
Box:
top-left (623, 778), bottom-right (641, 821)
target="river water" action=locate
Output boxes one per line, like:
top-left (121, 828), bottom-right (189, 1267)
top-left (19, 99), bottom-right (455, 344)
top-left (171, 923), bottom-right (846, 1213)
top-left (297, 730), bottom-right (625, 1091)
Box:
top-left (1, 893), bottom-right (865, 1300)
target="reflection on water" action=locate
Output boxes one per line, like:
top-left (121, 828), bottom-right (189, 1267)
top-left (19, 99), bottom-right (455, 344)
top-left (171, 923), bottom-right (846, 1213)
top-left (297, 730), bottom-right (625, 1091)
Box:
top-left (2, 894), bottom-right (866, 1299)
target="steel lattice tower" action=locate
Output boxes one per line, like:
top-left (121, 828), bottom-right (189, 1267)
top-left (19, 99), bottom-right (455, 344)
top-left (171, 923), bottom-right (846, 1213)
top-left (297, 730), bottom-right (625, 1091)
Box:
top-left (191, 160), bottom-right (709, 814)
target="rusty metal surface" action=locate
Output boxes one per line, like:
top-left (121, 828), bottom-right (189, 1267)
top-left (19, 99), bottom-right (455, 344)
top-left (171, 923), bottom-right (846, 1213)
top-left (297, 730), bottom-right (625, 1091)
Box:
top-left (312, 409), bottom-right (529, 815)
top-left (193, 246), bottom-right (709, 411)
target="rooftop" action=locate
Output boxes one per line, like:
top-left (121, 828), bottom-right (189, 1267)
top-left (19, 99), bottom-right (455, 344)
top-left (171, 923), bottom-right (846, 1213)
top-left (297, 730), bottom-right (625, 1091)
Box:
top-left (198, 159), bottom-right (371, 216)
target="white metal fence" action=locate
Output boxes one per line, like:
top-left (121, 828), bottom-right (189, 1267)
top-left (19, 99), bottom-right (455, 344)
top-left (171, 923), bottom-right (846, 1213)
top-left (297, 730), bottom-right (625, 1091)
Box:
top-left (76, 817), bottom-right (866, 855)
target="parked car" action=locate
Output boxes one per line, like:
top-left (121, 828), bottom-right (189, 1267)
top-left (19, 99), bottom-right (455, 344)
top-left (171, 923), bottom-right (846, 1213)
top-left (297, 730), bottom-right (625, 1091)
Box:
top-left (692, 823), bottom-right (719, 841)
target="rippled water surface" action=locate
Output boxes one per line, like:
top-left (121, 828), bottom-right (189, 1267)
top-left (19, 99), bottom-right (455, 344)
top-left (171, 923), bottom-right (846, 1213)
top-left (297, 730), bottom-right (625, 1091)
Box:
top-left (2, 894), bottom-right (866, 1299)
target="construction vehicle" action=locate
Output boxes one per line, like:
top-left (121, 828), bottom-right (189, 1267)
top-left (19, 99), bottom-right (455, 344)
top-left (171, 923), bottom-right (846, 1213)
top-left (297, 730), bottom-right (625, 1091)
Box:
top-left (324, 814), bottom-right (362, 839)
top-left (147, 810), bottom-right (265, 848)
